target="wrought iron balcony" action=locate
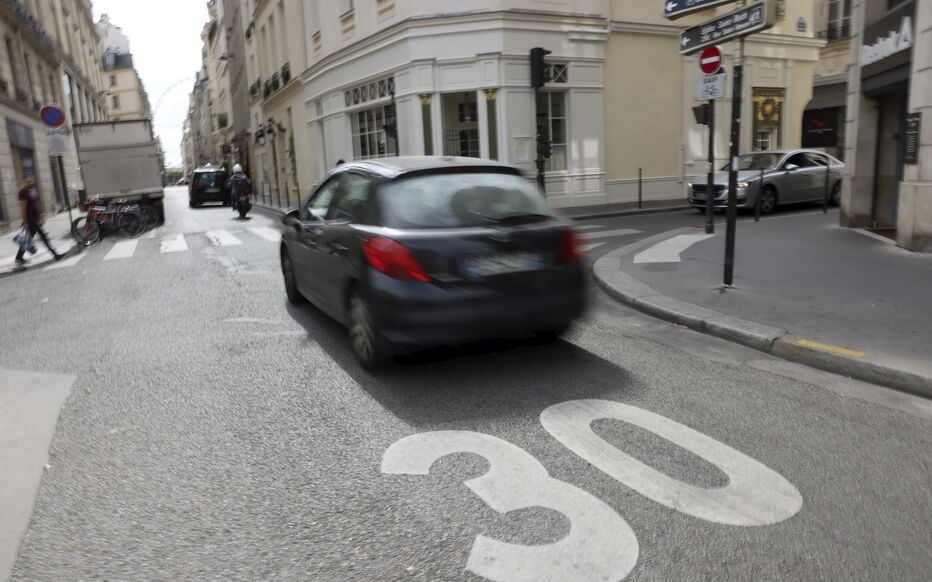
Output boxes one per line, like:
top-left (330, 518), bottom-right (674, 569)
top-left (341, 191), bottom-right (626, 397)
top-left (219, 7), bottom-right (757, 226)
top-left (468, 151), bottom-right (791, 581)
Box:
top-left (1, 0), bottom-right (55, 53)
top-left (281, 63), bottom-right (291, 84)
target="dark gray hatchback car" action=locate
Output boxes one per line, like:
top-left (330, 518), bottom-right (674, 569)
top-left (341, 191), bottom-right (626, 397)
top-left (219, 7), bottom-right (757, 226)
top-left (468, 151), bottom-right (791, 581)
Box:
top-left (280, 156), bottom-right (586, 367)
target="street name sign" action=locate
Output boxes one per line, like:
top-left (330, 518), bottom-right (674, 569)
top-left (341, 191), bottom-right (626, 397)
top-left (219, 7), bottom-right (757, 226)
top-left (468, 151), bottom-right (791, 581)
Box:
top-left (680, 2), bottom-right (777, 55)
top-left (697, 72), bottom-right (726, 100)
top-left (663, 0), bottom-right (739, 21)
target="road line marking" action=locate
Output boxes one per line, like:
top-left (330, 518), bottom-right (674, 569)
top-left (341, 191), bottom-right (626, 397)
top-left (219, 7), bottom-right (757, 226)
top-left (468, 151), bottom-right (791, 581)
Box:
top-left (160, 234), bottom-right (188, 253)
top-left (206, 230), bottom-right (243, 246)
top-left (45, 252), bottom-right (87, 270)
top-left (142, 230), bottom-right (158, 240)
top-left (633, 234), bottom-right (714, 264)
top-left (580, 243), bottom-right (604, 252)
top-left (103, 240), bottom-right (138, 261)
top-left (796, 339), bottom-right (866, 358)
top-left (248, 227), bottom-right (280, 242)
top-left (575, 224), bottom-right (604, 231)
top-left (582, 228), bottom-right (643, 240)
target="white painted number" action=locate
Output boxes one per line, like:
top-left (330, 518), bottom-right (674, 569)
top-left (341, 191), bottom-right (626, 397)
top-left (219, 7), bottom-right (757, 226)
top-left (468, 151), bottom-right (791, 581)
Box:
top-left (540, 400), bottom-right (803, 526)
top-left (381, 430), bottom-right (639, 582)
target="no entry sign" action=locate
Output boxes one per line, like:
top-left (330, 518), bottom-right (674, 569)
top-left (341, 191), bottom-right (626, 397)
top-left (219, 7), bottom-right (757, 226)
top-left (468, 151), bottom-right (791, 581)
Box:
top-left (40, 106), bottom-right (66, 128)
top-left (699, 47), bottom-right (723, 75)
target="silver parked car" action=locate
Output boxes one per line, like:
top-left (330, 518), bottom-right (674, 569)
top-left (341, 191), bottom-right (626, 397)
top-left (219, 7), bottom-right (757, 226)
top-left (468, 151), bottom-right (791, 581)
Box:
top-left (688, 149), bottom-right (845, 214)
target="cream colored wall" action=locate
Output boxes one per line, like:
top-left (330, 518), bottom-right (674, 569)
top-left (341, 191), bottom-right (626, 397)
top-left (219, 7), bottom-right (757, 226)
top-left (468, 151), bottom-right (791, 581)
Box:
top-left (108, 68), bottom-right (147, 120)
top-left (604, 32), bottom-right (684, 182)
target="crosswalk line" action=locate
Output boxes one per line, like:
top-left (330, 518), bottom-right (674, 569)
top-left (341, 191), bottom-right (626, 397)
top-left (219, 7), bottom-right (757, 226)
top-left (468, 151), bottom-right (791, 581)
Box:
top-left (206, 230), bottom-right (243, 246)
top-left (580, 243), bottom-right (604, 252)
top-left (582, 228), bottom-right (643, 240)
top-left (104, 240), bottom-right (139, 261)
top-left (575, 224), bottom-right (604, 230)
top-left (45, 252), bottom-right (87, 270)
top-left (248, 227), bottom-right (280, 242)
top-left (160, 234), bottom-right (188, 253)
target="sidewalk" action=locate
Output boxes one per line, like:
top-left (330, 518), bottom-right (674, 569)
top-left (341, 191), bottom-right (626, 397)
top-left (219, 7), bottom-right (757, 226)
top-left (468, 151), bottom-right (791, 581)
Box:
top-left (561, 199), bottom-right (689, 220)
top-left (594, 209), bottom-right (932, 397)
top-left (0, 210), bottom-right (78, 278)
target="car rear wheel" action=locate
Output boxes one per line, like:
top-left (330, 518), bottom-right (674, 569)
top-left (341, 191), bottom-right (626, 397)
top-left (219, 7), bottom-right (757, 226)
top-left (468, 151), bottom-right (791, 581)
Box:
top-left (759, 186), bottom-right (777, 215)
top-left (281, 250), bottom-right (304, 305)
top-left (349, 292), bottom-right (390, 369)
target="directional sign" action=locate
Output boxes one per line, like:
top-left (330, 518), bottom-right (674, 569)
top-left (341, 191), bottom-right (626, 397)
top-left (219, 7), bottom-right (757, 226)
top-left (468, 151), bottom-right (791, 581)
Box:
top-left (663, 0), bottom-right (741, 21)
top-left (680, 2), bottom-right (777, 56)
top-left (697, 72), bottom-right (727, 100)
top-left (39, 105), bottom-right (66, 128)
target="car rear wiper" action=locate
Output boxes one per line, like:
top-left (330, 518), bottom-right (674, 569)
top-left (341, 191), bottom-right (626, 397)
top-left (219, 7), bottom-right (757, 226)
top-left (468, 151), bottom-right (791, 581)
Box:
top-left (481, 212), bottom-right (553, 225)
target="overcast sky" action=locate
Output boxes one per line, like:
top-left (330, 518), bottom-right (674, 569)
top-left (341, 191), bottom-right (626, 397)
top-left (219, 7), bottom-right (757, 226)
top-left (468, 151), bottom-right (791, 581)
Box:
top-left (91, 1), bottom-right (208, 168)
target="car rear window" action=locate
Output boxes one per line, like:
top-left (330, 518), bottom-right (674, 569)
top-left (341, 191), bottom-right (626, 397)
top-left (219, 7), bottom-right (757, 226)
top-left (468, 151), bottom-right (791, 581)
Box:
top-left (379, 172), bottom-right (555, 229)
top-left (193, 172), bottom-right (224, 187)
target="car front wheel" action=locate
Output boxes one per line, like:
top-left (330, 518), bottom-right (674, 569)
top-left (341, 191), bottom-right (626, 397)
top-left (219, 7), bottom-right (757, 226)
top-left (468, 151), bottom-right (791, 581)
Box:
top-left (281, 250), bottom-right (304, 305)
top-left (758, 186), bottom-right (777, 215)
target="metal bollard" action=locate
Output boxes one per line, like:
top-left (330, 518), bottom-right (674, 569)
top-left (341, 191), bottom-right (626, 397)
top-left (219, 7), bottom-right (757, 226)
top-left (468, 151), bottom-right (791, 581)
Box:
top-left (754, 167), bottom-right (764, 222)
top-left (638, 168), bottom-right (643, 209)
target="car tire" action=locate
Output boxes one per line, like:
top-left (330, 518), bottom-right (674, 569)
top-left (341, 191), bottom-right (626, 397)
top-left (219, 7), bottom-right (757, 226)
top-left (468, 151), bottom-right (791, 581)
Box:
top-left (759, 186), bottom-right (777, 215)
top-left (829, 181), bottom-right (841, 206)
top-left (349, 292), bottom-right (390, 369)
top-left (281, 250), bottom-right (305, 306)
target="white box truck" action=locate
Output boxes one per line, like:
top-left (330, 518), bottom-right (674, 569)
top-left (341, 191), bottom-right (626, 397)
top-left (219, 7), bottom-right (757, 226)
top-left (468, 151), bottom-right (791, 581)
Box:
top-left (73, 119), bottom-right (166, 223)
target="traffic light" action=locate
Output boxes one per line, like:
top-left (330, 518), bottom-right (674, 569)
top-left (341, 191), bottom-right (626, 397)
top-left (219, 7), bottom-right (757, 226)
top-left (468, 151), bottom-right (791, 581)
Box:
top-left (530, 47), bottom-right (552, 89)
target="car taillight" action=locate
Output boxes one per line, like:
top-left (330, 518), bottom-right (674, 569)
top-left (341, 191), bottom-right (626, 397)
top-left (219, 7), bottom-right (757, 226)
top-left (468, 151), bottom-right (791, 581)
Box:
top-left (559, 228), bottom-right (586, 264)
top-left (362, 237), bottom-right (431, 282)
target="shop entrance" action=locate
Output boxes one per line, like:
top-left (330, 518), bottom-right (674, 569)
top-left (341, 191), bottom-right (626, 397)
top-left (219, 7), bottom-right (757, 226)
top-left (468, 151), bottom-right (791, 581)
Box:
top-left (872, 91), bottom-right (909, 230)
top-left (442, 92), bottom-right (480, 158)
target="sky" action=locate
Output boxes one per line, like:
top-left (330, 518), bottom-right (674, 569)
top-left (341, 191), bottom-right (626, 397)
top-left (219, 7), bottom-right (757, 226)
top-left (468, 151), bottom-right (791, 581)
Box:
top-left (91, 1), bottom-right (209, 168)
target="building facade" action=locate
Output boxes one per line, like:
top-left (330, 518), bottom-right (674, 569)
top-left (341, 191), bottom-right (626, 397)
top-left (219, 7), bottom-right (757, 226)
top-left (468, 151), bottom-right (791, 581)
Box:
top-left (1, 0), bottom-right (107, 233)
top-left (294, 0), bottom-right (822, 208)
top-left (96, 14), bottom-right (152, 121)
top-left (842, 0), bottom-right (930, 252)
top-left (240, 0), bottom-right (311, 208)
top-left (803, 0), bottom-right (853, 160)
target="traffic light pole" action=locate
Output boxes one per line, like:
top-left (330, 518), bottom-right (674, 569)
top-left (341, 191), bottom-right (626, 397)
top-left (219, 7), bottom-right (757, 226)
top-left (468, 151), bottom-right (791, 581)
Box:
top-left (724, 35), bottom-right (744, 287)
top-left (535, 87), bottom-right (546, 191)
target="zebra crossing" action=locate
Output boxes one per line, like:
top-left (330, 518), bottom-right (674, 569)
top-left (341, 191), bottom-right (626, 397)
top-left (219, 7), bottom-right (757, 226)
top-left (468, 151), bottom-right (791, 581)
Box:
top-left (44, 227), bottom-right (281, 270)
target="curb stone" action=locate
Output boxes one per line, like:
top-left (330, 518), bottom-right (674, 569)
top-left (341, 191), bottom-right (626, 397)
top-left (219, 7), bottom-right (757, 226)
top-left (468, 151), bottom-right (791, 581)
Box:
top-left (593, 229), bottom-right (932, 399)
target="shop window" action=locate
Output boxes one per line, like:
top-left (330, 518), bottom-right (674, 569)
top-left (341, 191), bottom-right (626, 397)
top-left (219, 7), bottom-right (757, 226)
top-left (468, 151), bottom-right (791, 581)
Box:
top-left (752, 88), bottom-right (784, 151)
top-left (351, 103), bottom-right (397, 160)
top-left (537, 91), bottom-right (568, 172)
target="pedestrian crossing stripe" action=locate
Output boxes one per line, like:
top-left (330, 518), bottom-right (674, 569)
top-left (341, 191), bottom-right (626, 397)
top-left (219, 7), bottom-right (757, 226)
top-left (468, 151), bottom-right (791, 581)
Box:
top-left (206, 230), bottom-right (242, 246)
top-left (104, 240), bottom-right (138, 261)
top-left (160, 234), bottom-right (188, 254)
top-left (248, 227), bottom-right (280, 242)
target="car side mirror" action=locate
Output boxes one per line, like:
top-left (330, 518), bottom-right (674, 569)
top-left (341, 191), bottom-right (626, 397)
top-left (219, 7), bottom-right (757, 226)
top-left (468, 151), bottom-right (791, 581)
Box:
top-left (282, 210), bottom-right (301, 230)
top-left (784, 164), bottom-right (800, 172)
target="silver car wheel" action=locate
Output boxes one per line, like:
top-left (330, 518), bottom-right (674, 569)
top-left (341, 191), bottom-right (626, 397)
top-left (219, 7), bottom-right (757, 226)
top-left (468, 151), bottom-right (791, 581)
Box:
top-left (759, 187), bottom-right (777, 215)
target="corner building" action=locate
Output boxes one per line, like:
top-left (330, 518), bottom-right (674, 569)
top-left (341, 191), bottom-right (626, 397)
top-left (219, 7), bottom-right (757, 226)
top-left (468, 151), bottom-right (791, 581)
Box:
top-left (842, 0), bottom-right (931, 252)
top-left (298, 1), bottom-right (822, 210)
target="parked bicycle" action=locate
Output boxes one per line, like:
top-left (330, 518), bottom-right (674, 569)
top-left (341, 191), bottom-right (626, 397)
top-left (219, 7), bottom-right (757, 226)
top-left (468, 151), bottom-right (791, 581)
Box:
top-left (71, 197), bottom-right (155, 246)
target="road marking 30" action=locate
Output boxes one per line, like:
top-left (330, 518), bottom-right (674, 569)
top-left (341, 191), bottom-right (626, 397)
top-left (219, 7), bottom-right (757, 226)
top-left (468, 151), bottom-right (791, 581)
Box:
top-left (382, 399), bottom-right (802, 581)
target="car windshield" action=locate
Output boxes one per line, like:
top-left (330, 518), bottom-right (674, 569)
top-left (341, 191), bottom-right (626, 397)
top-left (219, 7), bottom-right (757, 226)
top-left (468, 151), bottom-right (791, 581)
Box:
top-left (721, 154), bottom-right (782, 171)
top-left (193, 172), bottom-right (223, 187)
top-left (379, 172), bottom-right (555, 229)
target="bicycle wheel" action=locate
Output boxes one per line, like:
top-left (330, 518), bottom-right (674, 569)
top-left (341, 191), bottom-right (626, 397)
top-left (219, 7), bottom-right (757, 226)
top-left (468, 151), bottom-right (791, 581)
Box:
top-left (137, 205), bottom-right (158, 231)
top-left (71, 216), bottom-right (101, 246)
top-left (116, 210), bottom-right (145, 238)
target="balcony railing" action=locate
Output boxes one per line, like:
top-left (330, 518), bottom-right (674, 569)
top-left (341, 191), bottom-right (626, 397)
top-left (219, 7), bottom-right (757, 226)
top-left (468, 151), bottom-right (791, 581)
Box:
top-left (281, 63), bottom-right (291, 84)
top-left (217, 114), bottom-right (228, 129)
top-left (1, 0), bottom-right (56, 54)
top-left (15, 89), bottom-right (28, 103)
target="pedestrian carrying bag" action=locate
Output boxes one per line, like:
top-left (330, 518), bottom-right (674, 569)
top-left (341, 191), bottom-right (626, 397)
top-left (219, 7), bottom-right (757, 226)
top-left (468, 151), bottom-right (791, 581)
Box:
top-left (13, 228), bottom-right (37, 254)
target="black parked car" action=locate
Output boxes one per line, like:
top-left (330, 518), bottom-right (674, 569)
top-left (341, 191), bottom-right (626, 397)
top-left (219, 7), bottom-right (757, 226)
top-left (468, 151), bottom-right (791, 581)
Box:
top-left (280, 156), bottom-right (586, 367)
top-left (189, 166), bottom-right (229, 207)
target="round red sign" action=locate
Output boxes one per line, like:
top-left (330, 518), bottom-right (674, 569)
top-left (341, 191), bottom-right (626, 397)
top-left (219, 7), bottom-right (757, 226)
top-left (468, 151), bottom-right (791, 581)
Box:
top-left (40, 106), bottom-right (66, 128)
top-left (699, 46), bottom-right (723, 75)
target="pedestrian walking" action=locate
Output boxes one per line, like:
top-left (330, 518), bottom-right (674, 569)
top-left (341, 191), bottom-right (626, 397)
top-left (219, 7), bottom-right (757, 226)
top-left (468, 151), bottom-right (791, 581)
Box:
top-left (15, 176), bottom-right (63, 266)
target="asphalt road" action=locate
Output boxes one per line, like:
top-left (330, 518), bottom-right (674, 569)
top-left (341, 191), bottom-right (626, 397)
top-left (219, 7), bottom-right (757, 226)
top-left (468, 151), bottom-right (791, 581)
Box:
top-left (2, 187), bottom-right (930, 581)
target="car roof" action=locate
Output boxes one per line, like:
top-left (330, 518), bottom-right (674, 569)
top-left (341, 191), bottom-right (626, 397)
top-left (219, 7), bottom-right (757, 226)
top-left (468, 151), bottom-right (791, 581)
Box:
top-left (746, 149), bottom-right (831, 157)
top-left (332, 156), bottom-right (520, 180)
top-left (193, 166), bottom-right (225, 173)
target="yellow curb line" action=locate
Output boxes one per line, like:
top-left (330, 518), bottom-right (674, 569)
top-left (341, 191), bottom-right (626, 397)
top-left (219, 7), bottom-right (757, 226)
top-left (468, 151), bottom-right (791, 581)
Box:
top-left (796, 339), bottom-right (866, 359)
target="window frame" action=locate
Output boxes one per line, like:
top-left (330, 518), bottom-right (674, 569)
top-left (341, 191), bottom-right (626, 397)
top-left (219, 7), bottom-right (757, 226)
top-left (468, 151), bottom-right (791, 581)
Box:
top-left (350, 102), bottom-right (398, 161)
top-left (303, 174), bottom-right (344, 222)
top-left (538, 90), bottom-right (568, 173)
top-left (327, 171), bottom-right (376, 224)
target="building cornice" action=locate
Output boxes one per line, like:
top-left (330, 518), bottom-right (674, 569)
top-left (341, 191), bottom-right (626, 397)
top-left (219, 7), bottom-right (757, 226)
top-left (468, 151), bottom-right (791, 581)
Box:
top-left (261, 77), bottom-right (301, 109)
top-left (301, 10), bottom-right (608, 87)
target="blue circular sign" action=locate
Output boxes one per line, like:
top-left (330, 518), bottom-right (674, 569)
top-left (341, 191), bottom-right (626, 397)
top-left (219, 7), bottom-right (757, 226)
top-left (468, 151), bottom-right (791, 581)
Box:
top-left (40, 106), bottom-right (66, 128)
